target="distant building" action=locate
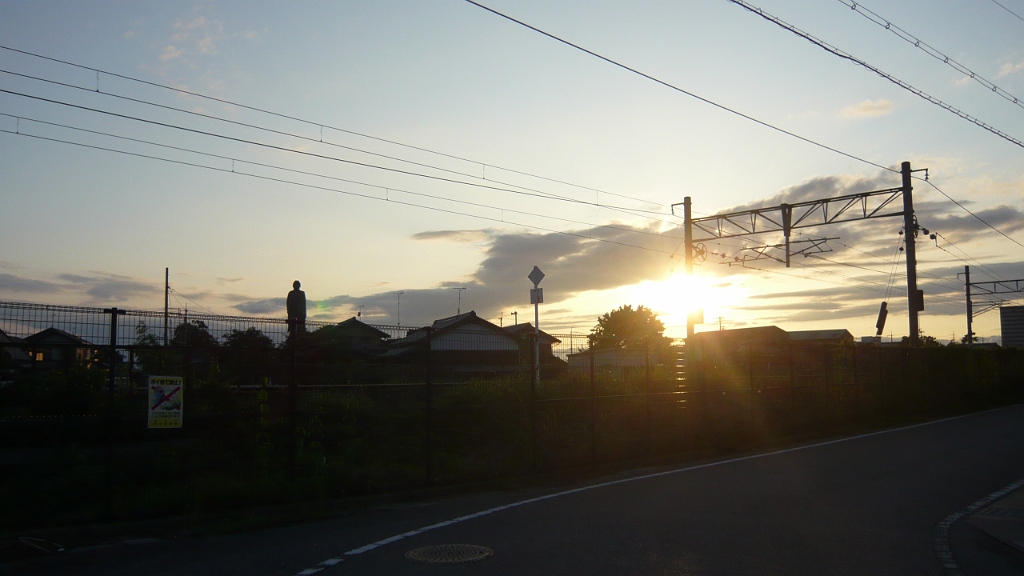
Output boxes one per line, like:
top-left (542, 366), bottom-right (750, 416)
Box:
top-left (381, 311), bottom-right (524, 373)
top-left (24, 328), bottom-right (96, 364)
top-left (1000, 306), bottom-right (1024, 349)
top-left (789, 329), bottom-right (854, 344)
top-left (502, 322), bottom-right (561, 359)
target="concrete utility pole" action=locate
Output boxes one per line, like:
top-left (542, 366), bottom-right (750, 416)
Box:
top-left (902, 161), bottom-right (921, 346)
top-left (964, 266), bottom-right (973, 345)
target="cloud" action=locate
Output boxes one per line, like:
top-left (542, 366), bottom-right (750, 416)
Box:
top-left (159, 45), bottom-right (182, 62)
top-left (998, 60), bottom-right (1024, 78)
top-left (412, 229), bottom-right (493, 243)
top-left (123, 31), bottom-right (135, 40)
top-left (841, 99), bottom-right (893, 118)
top-left (216, 277), bottom-right (245, 285)
top-left (234, 298), bottom-right (285, 315)
top-left (56, 272), bottom-right (160, 302)
top-left (0, 260), bottom-right (24, 270)
top-left (0, 273), bottom-right (64, 294)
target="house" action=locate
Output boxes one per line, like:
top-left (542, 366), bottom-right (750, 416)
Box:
top-left (306, 317), bottom-right (392, 360)
top-left (502, 322), bottom-right (561, 359)
top-left (789, 329), bottom-right (854, 344)
top-left (1, 329), bottom-right (32, 384)
top-left (381, 311), bottom-right (523, 373)
top-left (23, 327), bottom-right (97, 364)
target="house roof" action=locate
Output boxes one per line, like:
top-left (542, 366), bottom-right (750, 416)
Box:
top-left (502, 322), bottom-right (561, 344)
top-left (690, 326), bottom-right (789, 342)
top-left (0, 328), bottom-right (31, 362)
top-left (333, 317), bottom-right (391, 339)
top-left (386, 311), bottom-right (516, 350)
top-left (24, 327), bottom-right (94, 346)
top-left (788, 329), bottom-right (854, 342)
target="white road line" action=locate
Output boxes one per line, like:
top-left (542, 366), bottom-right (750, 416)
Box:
top-left (933, 475), bottom-right (1024, 575)
top-left (293, 408), bottom-right (1002, 575)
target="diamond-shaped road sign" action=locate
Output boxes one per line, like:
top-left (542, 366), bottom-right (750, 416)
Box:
top-left (528, 266), bottom-right (545, 287)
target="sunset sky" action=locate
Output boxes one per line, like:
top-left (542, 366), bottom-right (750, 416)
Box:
top-left (1, 0), bottom-right (1023, 341)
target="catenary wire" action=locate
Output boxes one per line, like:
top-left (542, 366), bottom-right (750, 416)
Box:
top-left (920, 179), bottom-right (1024, 251)
top-left (0, 112), bottom-right (682, 242)
top-left (833, 0), bottom-right (1024, 110)
top-left (0, 44), bottom-right (662, 209)
top-left (727, 0), bottom-right (1024, 150)
top-left (0, 128), bottom-right (682, 256)
top-left (462, 0), bottom-right (897, 174)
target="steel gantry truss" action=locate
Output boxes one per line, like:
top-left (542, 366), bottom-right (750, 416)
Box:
top-left (961, 266), bottom-right (1024, 344)
top-left (674, 161), bottom-right (924, 345)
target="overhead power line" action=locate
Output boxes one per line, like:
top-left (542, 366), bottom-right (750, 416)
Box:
top-left (0, 128), bottom-right (681, 256)
top-left (921, 179), bottom-right (1024, 251)
top-left (0, 44), bottom-right (661, 210)
top-left (0, 67), bottom-right (668, 223)
top-left (462, 0), bottom-right (896, 174)
top-left (0, 112), bottom-right (681, 241)
top-left (0, 87), bottom-right (679, 226)
top-left (727, 0), bottom-right (1024, 150)
top-left (989, 0), bottom-right (1024, 24)
top-left (834, 0), bottom-right (1024, 110)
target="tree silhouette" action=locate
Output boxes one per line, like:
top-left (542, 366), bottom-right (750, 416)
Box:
top-left (590, 305), bottom-right (670, 350)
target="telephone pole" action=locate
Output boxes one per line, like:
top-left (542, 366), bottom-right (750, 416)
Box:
top-left (901, 161), bottom-right (921, 346)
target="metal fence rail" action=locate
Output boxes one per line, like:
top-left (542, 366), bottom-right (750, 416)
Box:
top-left (2, 299), bottom-right (1023, 533)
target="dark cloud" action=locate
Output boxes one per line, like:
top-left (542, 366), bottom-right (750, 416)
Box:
top-left (0, 273), bottom-right (64, 294)
top-left (411, 229), bottom-right (493, 243)
top-left (216, 277), bottom-right (246, 284)
top-left (56, 272), bottom-right (159, 302)
top-left (234, 298), bottom-right (285, 315)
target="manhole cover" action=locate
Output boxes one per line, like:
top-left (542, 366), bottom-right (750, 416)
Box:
top-left (405, 544), bottom-right (493, 563)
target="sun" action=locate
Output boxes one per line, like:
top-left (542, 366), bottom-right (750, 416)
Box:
top-left (626, 273), bottom-right (746, 336)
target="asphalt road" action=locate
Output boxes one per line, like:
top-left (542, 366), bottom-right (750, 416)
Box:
top-left (6, 405), bottom-right (1024, 576)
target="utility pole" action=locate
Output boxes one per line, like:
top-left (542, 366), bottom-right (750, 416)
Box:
top-left (964, 266), bottom-right (973, 345)
top-left (902, 161), bottom-right (921, 346)
top-left (164, 268), bottom-right (169, 346)
top-left (394, 291), bottom-right (404, 326)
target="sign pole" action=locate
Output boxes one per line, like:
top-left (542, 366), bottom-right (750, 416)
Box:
top-left (528, 266), bottom-right (545, 386)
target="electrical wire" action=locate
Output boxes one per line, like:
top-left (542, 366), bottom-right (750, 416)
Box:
top-left (920, 179), bottom-right (1024, 251)
top-left (0, 68), bottom-right (672, 224)
top-left (833, 0), bottom-right (1024, 110)
top-left (462, 0), bottom-right (897, 174)
top-left (0, 44), bottom-right (662, 210)
top-left (727, 0), bottom-right (1024, 150)
top-left (0, 112), bottom-right (682, 242)
top-left (990, 0), bottom-right (1024, 23)
top-left (0, 128), bottom-right (682, 256)
top-left (933, 232), bottom-right (1008, 282)
top-left (0, 87), bottom-right (684, 227)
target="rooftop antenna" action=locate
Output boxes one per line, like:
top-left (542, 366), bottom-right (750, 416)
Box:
top-left (511, 311), bottom-right (518, 325)
top-left (452, 287), bottom-right (466, 315)
top-left (357, 305), bottom-right (365, 318)
top-left (394, 291), bottom-right (404, 326)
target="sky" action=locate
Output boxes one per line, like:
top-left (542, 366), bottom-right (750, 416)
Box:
top-left (1, 0), bottom-right (1023, 342)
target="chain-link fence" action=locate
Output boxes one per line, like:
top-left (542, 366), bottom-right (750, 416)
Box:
top-left (2, 300), bottom-right (1022, 532)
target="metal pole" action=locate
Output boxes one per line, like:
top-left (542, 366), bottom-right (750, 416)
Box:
top-left (781, 204), bottom-right (793, 268)
top-left (965, 266), bottom-right (973, 345)
top-left (589, 337), bottom-right (596, 463)
top-left (425, 327), bottom-right (434, 483)
top-left (683, 197), bottom-right (694, 340)
top-left (534, 299), bottom-right (540, 386)
top-left (164, 268), bottom-right (169, 346)
top-left (901, 161), bottom-right (921, 346)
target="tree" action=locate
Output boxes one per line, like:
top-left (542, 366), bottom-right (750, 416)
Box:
top-left (590, 305), bottom-right (670, 350)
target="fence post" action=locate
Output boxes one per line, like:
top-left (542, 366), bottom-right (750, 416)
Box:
top-left (102, 307), bottom-right (123, 520)
top-left (645, 339), bottom-right (651, 455)
top-left (529, 332), bottom-right (537, 472)
top-left (287, 318), bottom-right (298, 482)
top-left (424, 327), bottom-right (434, 484)
top-left (589, 337), bottom-right (596, 463)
